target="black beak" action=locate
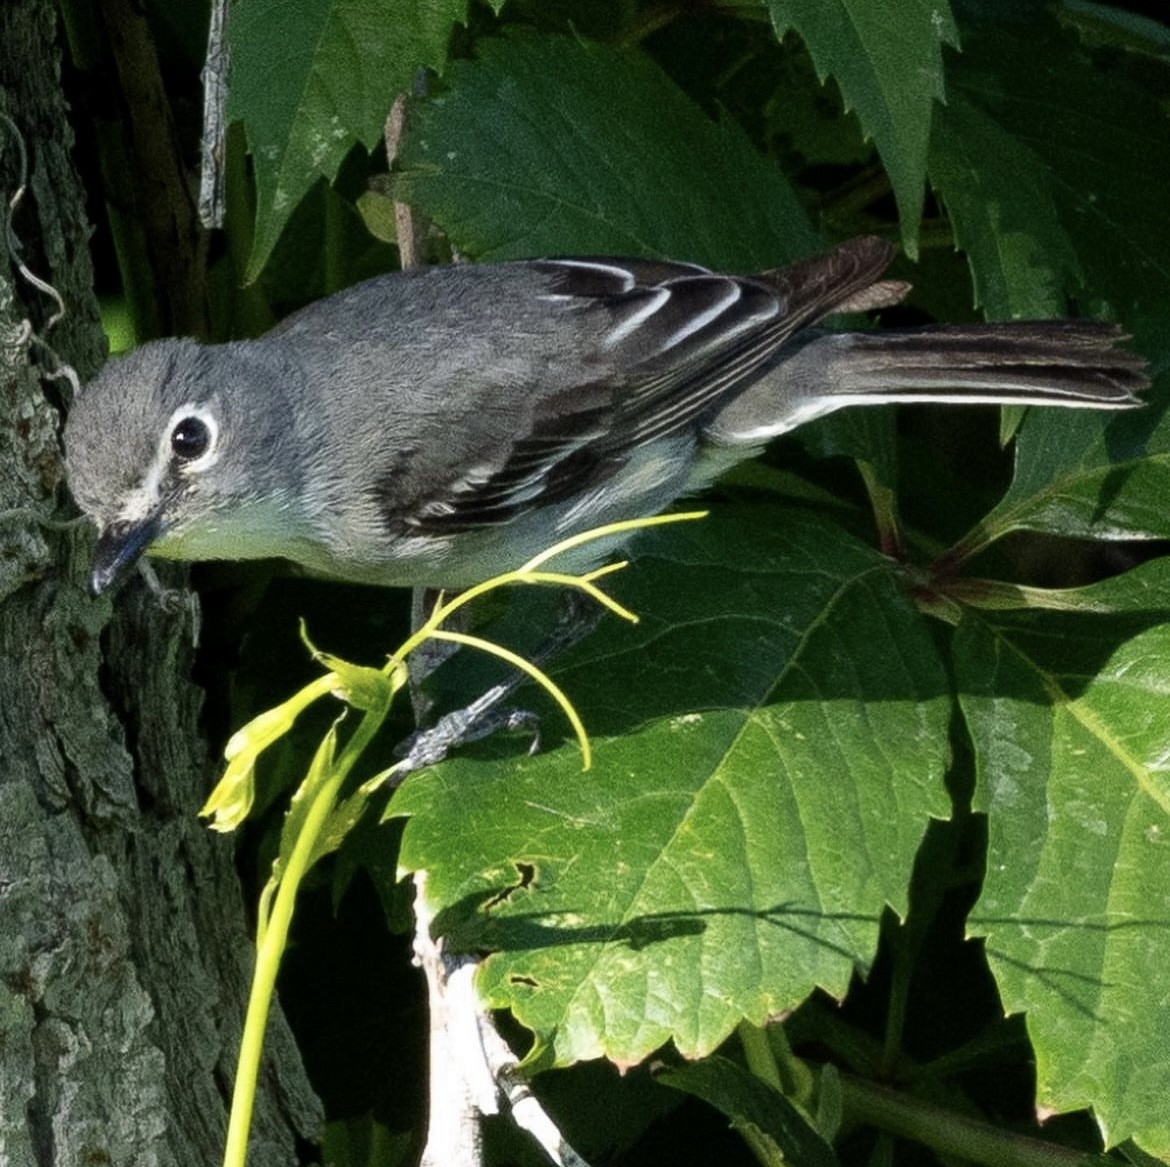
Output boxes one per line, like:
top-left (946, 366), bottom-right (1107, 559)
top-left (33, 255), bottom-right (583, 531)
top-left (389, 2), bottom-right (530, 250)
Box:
top-left (91, 515), bottom-right (162, 595)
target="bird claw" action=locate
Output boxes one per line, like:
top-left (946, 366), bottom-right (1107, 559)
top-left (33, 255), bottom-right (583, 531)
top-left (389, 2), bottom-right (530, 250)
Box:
top-left (391, 588), bottom-right (597, 781)
top-left (137, 559), bottom-right (201, 646)
top-left (394, 698), bottom-right (541, 776)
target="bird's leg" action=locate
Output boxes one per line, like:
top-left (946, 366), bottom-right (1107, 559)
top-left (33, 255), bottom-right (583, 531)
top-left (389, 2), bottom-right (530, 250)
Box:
top-left (391, 591), bottom-right (602, 782)
top-left (407, 586), bottom-right (465, 724)
top-left (137, 559), bottom-right (202, 647)
top-left (393, 685), bottom-right (541, 776)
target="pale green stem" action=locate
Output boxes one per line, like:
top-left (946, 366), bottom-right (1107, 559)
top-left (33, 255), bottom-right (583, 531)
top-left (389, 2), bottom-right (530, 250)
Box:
top-left (939, 520), bottom-right (1002, 572)
top-left (742, 1129), bottom-right (786, 1167)
top-left (856, 459), bottom-right (904, 560)
top-left (738, 1021), bottom-right (783, 1092)
top-left (737, 1023), bottom-right (818, 1167)
top-left (944, 577), bottom-right (1127, 613)
top-left (841, 1076), bottom-right (1096, 1167)
top-left (221, 703), bottom-right (387, 1167)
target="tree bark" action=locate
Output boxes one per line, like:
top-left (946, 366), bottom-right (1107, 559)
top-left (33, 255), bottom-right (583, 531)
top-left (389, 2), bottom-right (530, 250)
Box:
top-left (0, 3), bottom-right (322, 1164)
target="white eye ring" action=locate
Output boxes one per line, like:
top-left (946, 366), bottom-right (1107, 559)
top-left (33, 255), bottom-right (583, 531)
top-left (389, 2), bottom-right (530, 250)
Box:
top-left (164, 405), bottom-right (220, 472)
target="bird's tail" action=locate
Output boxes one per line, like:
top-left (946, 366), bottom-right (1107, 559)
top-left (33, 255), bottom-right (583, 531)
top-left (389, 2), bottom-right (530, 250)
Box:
top-left (703, 320), bottom-right (1149, 444)
top-left (821, 321), bottom-right (1148, 407)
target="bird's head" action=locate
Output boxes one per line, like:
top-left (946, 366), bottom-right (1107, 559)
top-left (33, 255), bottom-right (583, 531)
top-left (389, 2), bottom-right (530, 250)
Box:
top-left (64, 338), bottom-right (265, 594)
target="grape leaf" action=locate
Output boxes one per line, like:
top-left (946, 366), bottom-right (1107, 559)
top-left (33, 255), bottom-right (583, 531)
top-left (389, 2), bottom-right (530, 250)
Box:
top-left (929, 92), bottom-right (1080, 321)
top-left (392, 31), bottom-right (817, 268)
top-left (227, 0), bottom-right (468, 281)
top-left (951, 408), bottom-right (1170, 562)
top-left (392, 507), bottom-right (951, 1067)
top-left (931, 18), bottom-right (1170, 333)
top-left (928, 17), bottom-right (1169, 453)
top-left (764, 0), bottom-right (958, 256)
top-left (955, 564), bottom-right (1170, 1157)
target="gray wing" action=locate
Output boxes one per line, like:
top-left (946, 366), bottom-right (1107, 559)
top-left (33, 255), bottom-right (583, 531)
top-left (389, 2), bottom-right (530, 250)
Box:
top-left (394, 237), bottom-right (898, 533)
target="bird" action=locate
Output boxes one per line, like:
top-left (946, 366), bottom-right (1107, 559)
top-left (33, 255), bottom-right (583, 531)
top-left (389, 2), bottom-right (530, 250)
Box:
top-left (64, 235), bottom-right (1148, 596)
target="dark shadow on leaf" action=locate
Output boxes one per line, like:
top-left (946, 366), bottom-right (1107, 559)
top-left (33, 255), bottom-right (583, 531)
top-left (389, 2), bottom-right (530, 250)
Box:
top-left (1091, 460), bottom-right (1145, 529)
top-left (1104, 382), bottom-right (1169, 467)
top-left (431, 887), bottom-right (1170, 1030)
top-left (981, 948), bottom-right (1107, 1022)
top-left (1092, 361), bottom-right (1170, 523)
top-left (973, 912), bottom-right (1170, 1022)
top-left (1092, 390), bottom-right (1169, 523)
top-left (432, 890), bottom-right (878, 968)
top-left (957, 605), bottom-right (1170, 705)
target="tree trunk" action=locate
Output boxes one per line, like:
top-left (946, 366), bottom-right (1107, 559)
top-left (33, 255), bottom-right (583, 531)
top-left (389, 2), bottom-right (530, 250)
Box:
top-left (0, 3), bottom-right (322, 1164)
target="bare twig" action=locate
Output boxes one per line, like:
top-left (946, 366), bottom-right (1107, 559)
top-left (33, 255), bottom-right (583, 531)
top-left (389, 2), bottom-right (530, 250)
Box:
top-left (198, 0), bottom-right (230, 229)
top-left (412, 873), bottom-right (591, 1167)
top-left (480, 1028), bottom-right (592, 1167)
top-left (383, 67), bottom-right (432, 269)
top-left (414, 873), bottom-right (493, 1167)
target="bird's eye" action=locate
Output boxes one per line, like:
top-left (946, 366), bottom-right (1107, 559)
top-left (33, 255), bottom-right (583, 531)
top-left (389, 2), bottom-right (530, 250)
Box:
top-left (171, 416), bottom-right (211, 461)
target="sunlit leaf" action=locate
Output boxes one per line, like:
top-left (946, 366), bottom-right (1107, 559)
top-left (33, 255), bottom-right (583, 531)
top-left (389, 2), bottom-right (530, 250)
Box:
top-left (393, 506), bottom-right (951, 1066)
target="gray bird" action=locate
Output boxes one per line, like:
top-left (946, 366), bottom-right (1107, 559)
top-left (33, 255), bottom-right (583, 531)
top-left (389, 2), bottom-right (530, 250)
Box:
top-left (64, 236), bottom-right (1148, 595)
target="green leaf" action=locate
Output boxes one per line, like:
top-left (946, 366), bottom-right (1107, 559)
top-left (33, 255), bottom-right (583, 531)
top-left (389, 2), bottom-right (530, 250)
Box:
top-left (765, 0), bottom-right (958, 255)
top-left (952, 409), bottom-right (1170, 560)
top-left (309, 768), bottom-right (391, 872)
top-left (392, 31), bottom-right (817, 267)
top-left (931, 18), bottom-right (1170, 332)
top-left (929, 92), bottom-right (1081, 320)
top-left (316, 655), bottom-right (398, 714)
top-left (763, 43), bottom-right (874, 169)
top-left (955, 576), bottom-right (1170, 1158)
top-left (1029, 556), bottom-right (1170, 615)
top-left (660, 1056), bottom-right (838, 1167)
top-left (392, 506), bottom-right (951, 1067)
top-left (227, 0), bottom-right (468, 281)
top-left (794, 405), bottom-right (902, 552)
top-left (947, 20), bottom-right (1170, 548)
top-left (322, 1114), bottom-right (414, 1167)
top-left (203, 672), bottom-right (338, 832)
top-left (927, 17), bottom-right (1169, 455)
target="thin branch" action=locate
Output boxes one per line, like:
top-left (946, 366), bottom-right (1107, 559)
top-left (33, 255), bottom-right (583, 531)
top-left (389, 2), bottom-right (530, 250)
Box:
top-left (384, 68), bottom-right (431, 269)
top-left (198, 0), bottom-right (229, 229)
top-left (413, 874), bottom-right (592, 1167)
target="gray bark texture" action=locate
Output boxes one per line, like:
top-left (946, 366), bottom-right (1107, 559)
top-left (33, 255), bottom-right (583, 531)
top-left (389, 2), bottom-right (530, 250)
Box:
top-left (0, 3), bottom-right (323, 1164)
